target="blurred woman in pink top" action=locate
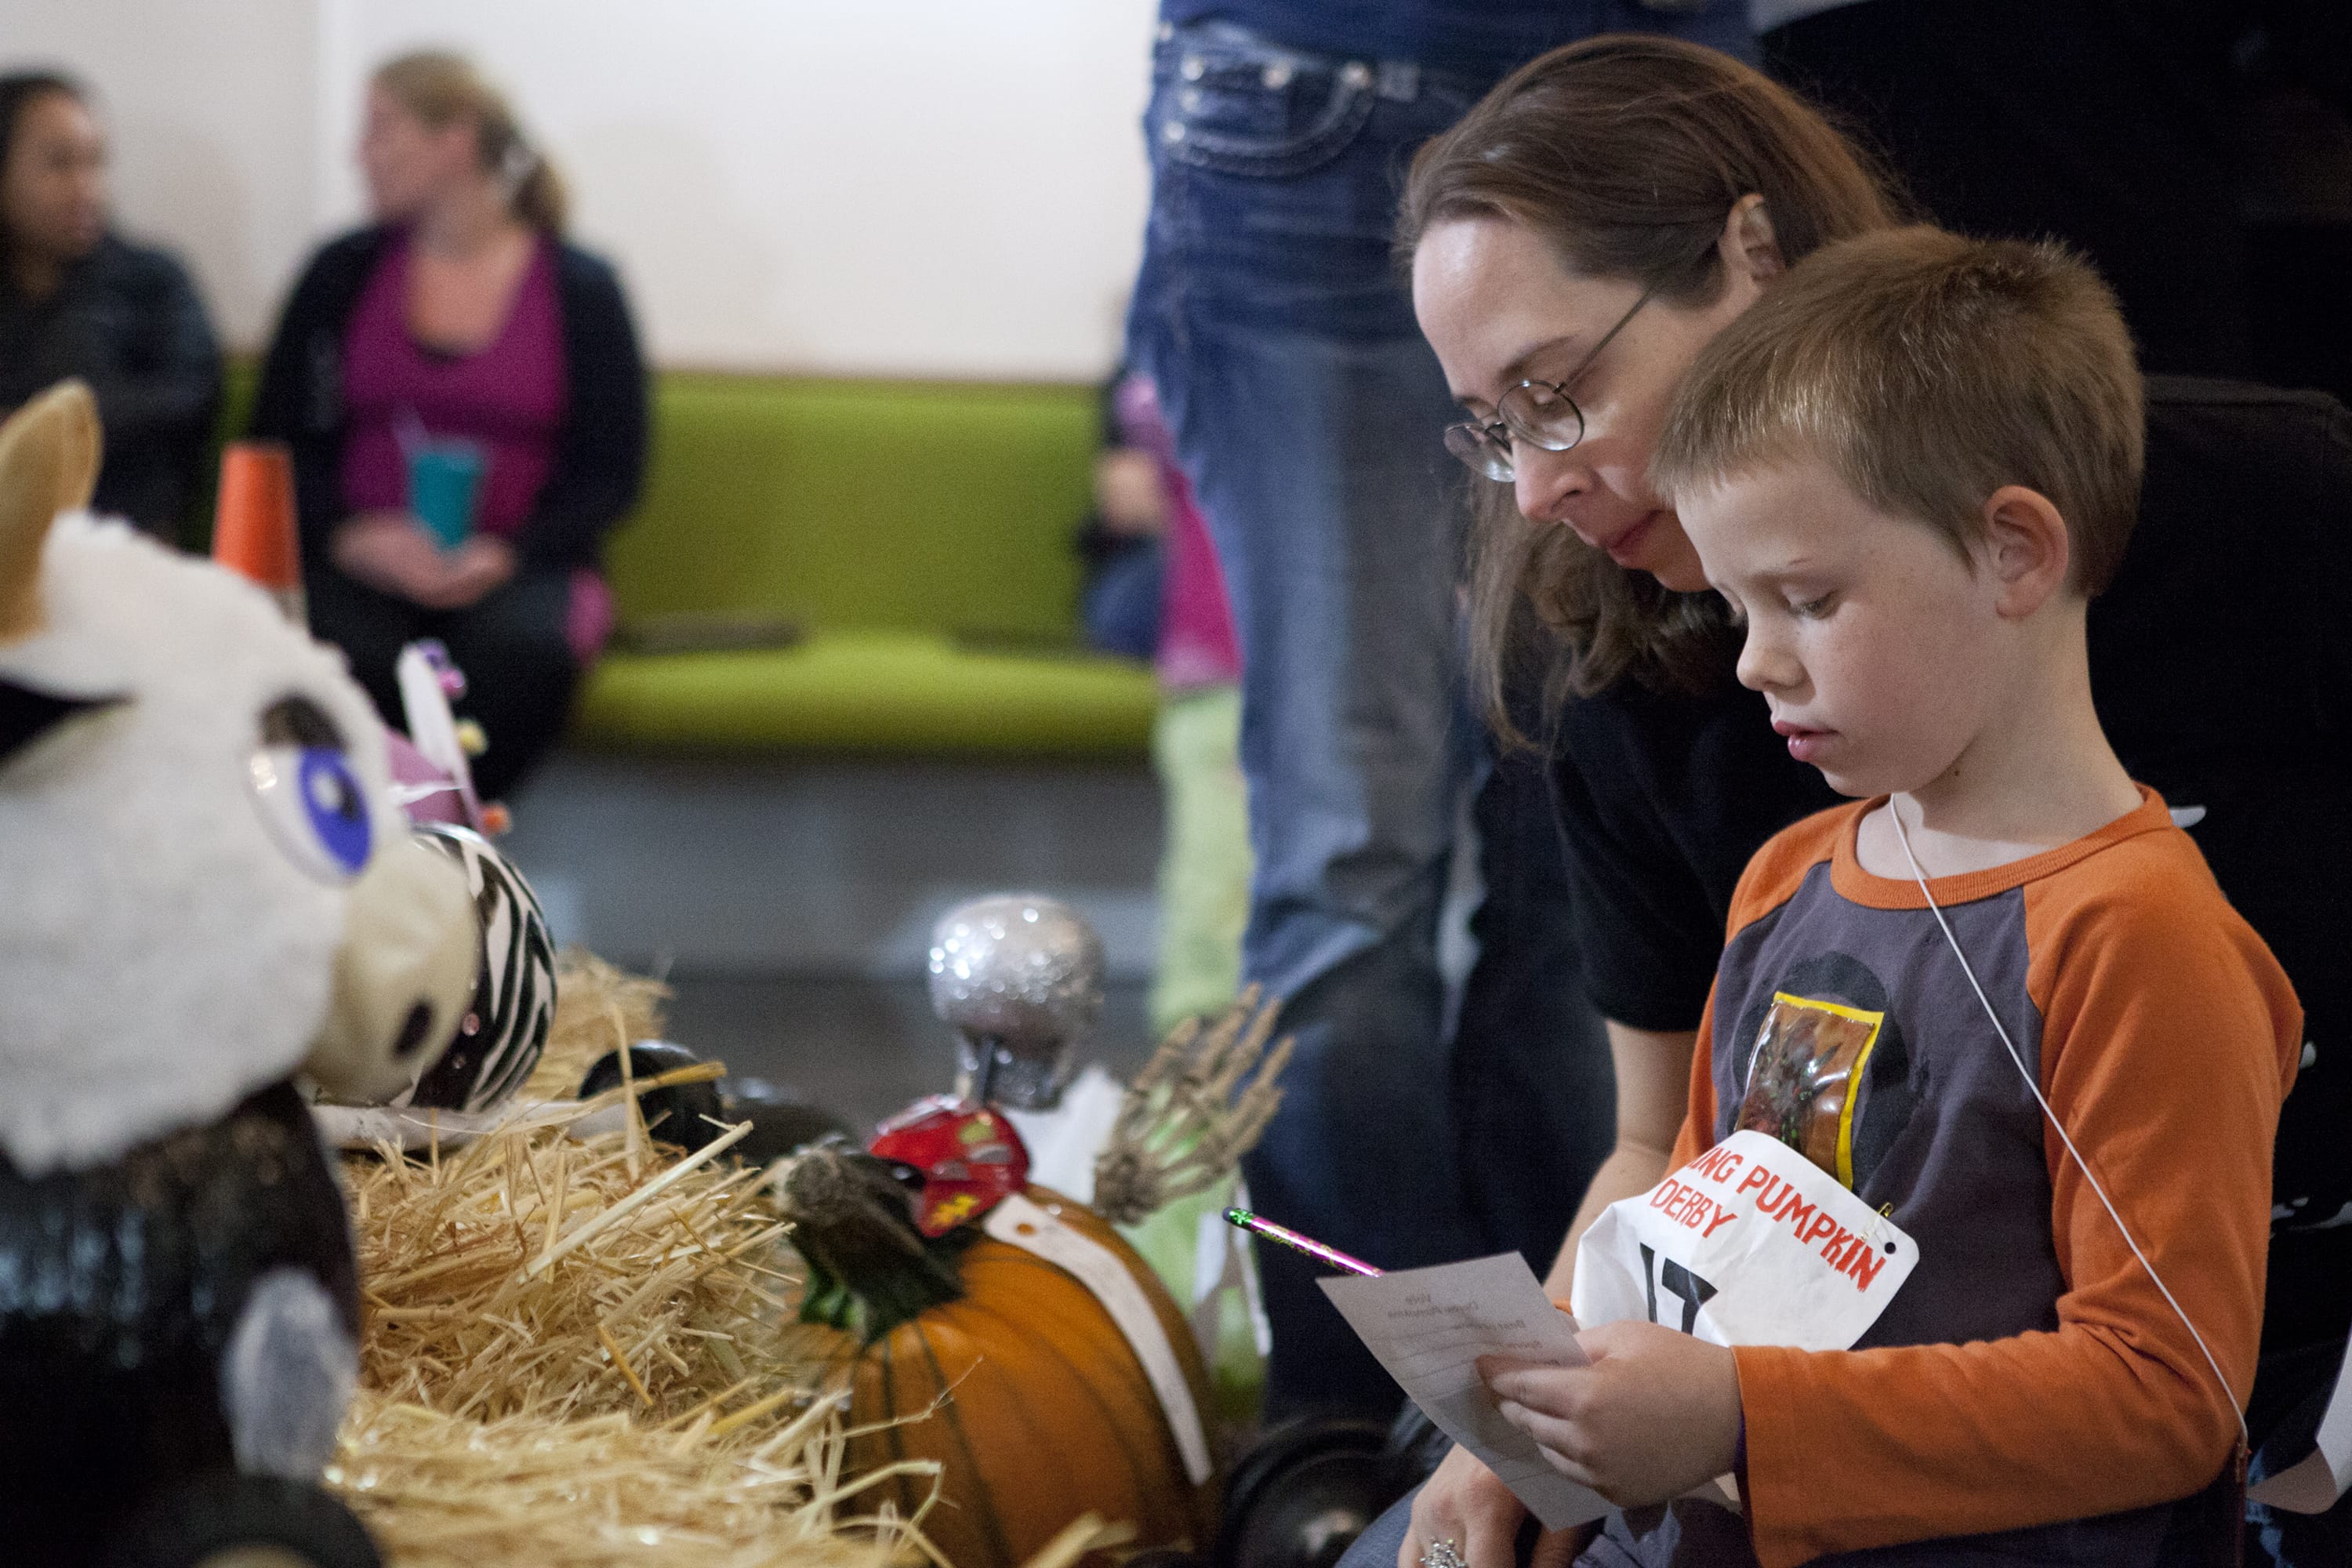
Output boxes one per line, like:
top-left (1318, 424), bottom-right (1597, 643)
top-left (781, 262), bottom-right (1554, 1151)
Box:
top-left (251, 52), bottom-right (647, 798)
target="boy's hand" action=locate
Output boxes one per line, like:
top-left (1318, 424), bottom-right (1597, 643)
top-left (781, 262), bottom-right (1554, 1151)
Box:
top-left (1482, 1321), bottom-right (1742, 1507)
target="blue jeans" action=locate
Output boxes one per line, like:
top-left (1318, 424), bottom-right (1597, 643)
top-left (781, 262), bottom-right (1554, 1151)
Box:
top-left (1079, 539), bottom-right (1164, 660)
top-left (1341, 1479), bottom-right (2252, 1568)
top-left (1126, 24), bottom-right (1490, 1414)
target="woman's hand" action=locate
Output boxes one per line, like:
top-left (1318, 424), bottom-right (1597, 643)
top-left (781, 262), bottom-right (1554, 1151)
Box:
top-left (1483, 1321), bottom-right (1741, 1508)
top-left (1093, 447), bottom-right (1169, 536)
top-left (431, 535), bottom-right (517, 608)
top-left (332, 514), bottom-right (514, 609)
top-left (1403, 1444), bottom-right (1592, 1568)
top-left (332, 510), bottom-right (445, 601)
top-left (1403, 1445), bottom-right (1521, 1568)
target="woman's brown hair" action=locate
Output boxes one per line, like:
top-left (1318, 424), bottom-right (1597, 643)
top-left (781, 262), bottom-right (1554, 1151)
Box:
top-left (373, 51), bottom-right (567, 234)
top-left (1398, 36), bottom-right (1902, 731)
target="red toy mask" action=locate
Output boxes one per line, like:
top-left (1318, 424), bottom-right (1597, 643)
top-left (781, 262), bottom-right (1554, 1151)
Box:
top-left (868, 1096), bottom-right (1031, 1236)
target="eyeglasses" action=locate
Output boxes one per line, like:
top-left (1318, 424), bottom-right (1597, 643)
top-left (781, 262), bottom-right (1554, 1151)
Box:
top-left (1442, 267), bottom-right (1683, 484)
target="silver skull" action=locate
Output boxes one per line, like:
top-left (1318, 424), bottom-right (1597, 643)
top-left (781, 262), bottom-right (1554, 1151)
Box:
top-left (927, 894), bottom-right (1104, 1110)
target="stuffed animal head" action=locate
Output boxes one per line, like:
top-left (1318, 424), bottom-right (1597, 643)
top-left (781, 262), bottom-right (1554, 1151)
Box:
top-left (0, 382), bottom-right (475, 1174)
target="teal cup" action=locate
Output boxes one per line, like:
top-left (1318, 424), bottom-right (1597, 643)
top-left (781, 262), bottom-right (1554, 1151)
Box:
top-left (407, 441), bottom-right (485, 550)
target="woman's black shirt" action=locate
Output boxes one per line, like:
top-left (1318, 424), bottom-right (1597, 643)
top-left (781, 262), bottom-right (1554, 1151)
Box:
top-left (0, 234), bottom-right (220, 539)
top-left (1552, 376), bottom-right (2352, 1351)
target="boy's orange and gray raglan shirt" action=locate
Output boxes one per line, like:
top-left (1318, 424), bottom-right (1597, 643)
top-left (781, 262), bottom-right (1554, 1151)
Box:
top-left (1664, 789), bottom-right (2299, 1568)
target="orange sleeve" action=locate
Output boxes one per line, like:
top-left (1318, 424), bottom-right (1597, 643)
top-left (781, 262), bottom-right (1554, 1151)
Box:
top-left (1732, 841), bottom-right (2301, 1568)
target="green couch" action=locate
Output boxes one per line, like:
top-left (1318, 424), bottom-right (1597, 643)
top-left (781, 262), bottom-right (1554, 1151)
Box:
top-left (213, 364), bottom-right (1157, 759)
top-left (581, 374), bottom-right (1155, 758)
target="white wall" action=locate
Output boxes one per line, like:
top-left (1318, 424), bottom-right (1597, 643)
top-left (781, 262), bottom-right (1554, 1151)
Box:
top-left (6, 0), bottom-right (1160, 380)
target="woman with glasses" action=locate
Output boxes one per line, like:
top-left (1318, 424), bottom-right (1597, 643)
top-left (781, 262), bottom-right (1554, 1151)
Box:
top-left (1357, 34), bottom-right (2352, 1568)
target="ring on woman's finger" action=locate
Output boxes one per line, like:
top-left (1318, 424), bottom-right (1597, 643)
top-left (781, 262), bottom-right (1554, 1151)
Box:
top-left (1421, 1540), bottom-right (1468, 1568)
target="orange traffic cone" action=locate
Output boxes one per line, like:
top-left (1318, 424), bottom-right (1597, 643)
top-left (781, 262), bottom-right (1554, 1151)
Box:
top-left (213, 440), bottom-right (303, 623)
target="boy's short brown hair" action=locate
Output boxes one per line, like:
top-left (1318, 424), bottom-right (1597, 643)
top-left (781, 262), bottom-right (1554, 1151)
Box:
top-left (1653, 226), bottom-right (2144, 596)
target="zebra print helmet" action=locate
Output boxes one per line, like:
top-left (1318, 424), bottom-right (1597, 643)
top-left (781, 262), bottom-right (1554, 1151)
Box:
top-left (399, 824), bottom-right (556, 1112)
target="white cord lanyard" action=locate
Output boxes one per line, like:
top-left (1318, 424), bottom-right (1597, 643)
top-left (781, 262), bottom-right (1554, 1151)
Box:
top-left (1886, 797), bottom-right (2249, 1448)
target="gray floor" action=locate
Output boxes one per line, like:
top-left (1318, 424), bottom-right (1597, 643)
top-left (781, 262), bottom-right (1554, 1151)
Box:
top-left (501, 750), bottom-right (1168, 1129)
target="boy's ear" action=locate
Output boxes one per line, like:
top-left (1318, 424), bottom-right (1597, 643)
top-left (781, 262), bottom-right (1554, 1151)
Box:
top-left (1982, 485), bottom-right (2071, 618)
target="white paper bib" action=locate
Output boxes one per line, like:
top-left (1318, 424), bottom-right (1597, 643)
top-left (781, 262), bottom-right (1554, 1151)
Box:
top-left (1571, 1130), bottom-right (1918, 1352)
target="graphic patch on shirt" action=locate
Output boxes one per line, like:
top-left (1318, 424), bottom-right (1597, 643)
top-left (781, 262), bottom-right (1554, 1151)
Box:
top-left (1728, 949), bottom-right (1924, 1194)
top-left (1737, 992), bottom-right (1885, 1188)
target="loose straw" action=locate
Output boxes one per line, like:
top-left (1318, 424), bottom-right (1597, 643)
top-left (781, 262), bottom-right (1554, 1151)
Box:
top-left (528, 1120), bottom-right (753, 1277)
top-left (597, 1322), bottom-right (655, 1407)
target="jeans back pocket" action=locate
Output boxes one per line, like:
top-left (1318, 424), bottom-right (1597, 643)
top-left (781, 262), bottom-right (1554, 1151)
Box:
top-left (1149, 27), bottom-right (1377, 180)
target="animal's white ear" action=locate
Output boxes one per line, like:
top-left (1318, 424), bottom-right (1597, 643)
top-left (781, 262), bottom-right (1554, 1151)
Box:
top-left (0, 379), bottom-right (102, 643)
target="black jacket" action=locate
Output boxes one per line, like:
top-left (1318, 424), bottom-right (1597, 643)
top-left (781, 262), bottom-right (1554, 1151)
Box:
top-left (248, 224), bottom-right (648, 572)
top-left (0, 233), bottom-right (220, 539)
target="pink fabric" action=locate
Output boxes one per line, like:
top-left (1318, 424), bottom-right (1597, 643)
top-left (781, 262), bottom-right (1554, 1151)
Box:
top-left (339, 230), bottom-right (568, 539)
top-left (1112, 376), bottom-right (1240, 690)
top-left (1155, 474), bottom-right (1240, 690)
top-left (383, 729), bottom-right (468, 828)
top-left (565, 567), bottom-right (615, 664)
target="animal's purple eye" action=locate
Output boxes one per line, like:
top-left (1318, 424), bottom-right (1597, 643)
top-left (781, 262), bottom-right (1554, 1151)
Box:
top-left (248, 695), bottom-right (373, 883)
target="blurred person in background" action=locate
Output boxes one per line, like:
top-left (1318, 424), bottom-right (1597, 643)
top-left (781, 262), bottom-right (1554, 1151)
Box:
top-left (251, 50), bottom-right (646, 800)
top-left (0, 71), bottom-right (220, 542)
top-left (1117, 372), bottom-right (1254, 1036)
top-left (1077, 373), bottom-right (1173, 664)
top-left (1125, 2), bottom-right (1753, 1419)
top-left (1079, 368), bottom-right (1254, 1036)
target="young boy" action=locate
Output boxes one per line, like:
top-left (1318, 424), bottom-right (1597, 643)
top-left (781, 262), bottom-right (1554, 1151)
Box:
top-left (1479, 228), bottom-right (2303, 1566)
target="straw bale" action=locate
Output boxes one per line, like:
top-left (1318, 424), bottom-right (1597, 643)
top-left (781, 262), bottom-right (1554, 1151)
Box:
top-left (328, 1391), bottom-right (918, 1568)
top-left (528, 947), bottom-right (673, 1098)
top-left (330, 950), bottom-right (934, 1566)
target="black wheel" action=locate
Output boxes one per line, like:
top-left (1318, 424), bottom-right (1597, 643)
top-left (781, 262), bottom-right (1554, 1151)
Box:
top-left (578, 1040), bottom-right (728, 1152)
top-left (103, 1475), bottom-right (380, 1568)
top-left (1215, 1415), bottom-right (1396, 1568)
top-left (723, 1077), bottom-right (855, 1167)
top-left (1126, 1550), bottom-right (1205, 1568)
top-left (1379, 1400), bottom-right (1453, 1495)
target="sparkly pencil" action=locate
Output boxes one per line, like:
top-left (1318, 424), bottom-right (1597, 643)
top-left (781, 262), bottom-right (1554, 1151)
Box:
top-left (1224, 1207), bottom-right (1385, 1277)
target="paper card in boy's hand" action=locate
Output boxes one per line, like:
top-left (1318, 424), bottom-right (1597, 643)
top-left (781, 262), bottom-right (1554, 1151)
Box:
top-left (2249, 1332), bottom-right (2352, 1514)
top-left (1320, 1253), bottom-right (1610, 1530)
top-left (1572, 1129), bottom-right (1918, 1352)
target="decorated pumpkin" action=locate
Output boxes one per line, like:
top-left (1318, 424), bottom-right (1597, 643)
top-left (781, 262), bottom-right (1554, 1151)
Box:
top-left (782, 1138), bottom-right (1219, 1568)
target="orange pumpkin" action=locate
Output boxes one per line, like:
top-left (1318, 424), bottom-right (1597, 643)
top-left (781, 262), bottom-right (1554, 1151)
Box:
top-left (784, 1149), bottom-right (1218, 1568)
